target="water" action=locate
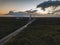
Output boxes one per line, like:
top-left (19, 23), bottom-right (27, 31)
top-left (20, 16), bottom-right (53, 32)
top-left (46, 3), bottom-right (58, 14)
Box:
top-left (0, 14), bottom-right (60, 17)
top-left (0, 14), bottom-right (29, 17)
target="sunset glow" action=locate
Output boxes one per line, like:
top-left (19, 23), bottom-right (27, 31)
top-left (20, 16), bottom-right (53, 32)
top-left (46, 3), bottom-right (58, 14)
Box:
top-left (0, 0), bottom-right (46, 15)
top-left (0, 11), bottom-right (8, 14)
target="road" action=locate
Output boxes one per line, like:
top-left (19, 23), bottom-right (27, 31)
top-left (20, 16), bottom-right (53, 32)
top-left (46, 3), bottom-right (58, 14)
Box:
top-left (0, 19), bottom-right (36, 45)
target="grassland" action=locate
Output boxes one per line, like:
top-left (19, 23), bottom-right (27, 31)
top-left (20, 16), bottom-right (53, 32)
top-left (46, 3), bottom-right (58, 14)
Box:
top-left (0, 17), bottom-right (28, 39)
top-left (4, 17), bottom-right (60, 45)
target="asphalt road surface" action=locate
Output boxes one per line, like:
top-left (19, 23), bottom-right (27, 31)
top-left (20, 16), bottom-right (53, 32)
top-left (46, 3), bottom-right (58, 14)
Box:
top-left (0, 19), bottom-right (36, 45)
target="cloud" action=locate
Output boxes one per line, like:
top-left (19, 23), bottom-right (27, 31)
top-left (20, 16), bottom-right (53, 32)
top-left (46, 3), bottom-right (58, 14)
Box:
top-left (37, 1), bottom-right (60, 10)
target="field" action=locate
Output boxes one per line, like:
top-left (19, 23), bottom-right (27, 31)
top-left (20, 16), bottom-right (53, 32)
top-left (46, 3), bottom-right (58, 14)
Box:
top-left (0, 17), bottom-right (28, 39)
top-left (4, 17), bottom-right (60, 45)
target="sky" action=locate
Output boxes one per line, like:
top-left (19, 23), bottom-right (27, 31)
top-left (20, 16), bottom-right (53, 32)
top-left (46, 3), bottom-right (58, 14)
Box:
top-left (0, 0), bottom-right (48, 14)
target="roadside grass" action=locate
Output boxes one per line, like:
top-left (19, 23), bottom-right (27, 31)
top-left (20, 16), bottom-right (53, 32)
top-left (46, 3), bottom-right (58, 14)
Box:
top-left (4, 18), bottom-right (60, 45)
top-left (0, 17), bottom-right (28, 39)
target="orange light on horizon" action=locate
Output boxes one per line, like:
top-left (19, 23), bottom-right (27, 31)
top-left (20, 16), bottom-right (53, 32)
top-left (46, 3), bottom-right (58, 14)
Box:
top-left (0, 11), bottom-right (8, 15)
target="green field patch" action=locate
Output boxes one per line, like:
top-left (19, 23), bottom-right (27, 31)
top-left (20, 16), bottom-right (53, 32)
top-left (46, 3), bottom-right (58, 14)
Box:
top-left (0, 17), bottom-right (28, 39)
top-left (5, 18), bottom-right (60, 45)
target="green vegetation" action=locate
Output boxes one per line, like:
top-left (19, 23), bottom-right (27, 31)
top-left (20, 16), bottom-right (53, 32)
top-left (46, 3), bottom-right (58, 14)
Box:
top-left (4, 18), bottom-right (60, 45)
top-left (0, 17), bottom-right (28, 39)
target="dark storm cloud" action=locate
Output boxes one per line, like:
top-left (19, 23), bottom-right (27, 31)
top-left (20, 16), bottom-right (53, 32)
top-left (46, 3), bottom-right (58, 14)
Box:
top-left (37, 1), bottom-right (60, 10)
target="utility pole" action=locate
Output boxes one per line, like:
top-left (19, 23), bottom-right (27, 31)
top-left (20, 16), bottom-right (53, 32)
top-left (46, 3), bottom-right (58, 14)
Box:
top-left (29, 13), bottom-right (32, 21)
